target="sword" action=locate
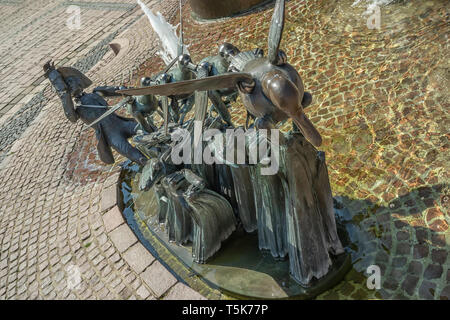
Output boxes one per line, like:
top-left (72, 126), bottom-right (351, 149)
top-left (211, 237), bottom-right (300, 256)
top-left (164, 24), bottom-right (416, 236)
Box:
top-left (162, 56), bottom-right (178, 74)
top-left (161, 95), bottom-right (169, 136)
top-left (82, 96), bottom-right (132, 130)
top-left (76, 104), bottom-right (109, 109)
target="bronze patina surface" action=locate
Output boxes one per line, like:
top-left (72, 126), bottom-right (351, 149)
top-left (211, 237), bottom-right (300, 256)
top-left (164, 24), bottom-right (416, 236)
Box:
top-left (122, 164), bottom-right (352, 299)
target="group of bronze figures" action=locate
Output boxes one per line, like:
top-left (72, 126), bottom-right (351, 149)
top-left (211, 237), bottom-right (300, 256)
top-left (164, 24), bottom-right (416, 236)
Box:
top-left (44, 0), bottom-right (345, 287)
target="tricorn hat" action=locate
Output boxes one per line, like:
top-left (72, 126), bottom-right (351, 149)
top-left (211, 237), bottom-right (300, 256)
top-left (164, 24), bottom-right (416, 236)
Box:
top-left (57, 67), bottom-right (92, 90)
top-left (43, 60), bottom-right (92, 90)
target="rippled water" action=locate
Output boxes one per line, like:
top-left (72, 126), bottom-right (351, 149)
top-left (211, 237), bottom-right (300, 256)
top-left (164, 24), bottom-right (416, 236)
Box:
top-left (125, 0), bottom-right (449, 299)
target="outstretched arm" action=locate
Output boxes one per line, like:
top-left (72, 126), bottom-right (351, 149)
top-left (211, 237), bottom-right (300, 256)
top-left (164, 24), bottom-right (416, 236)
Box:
top-left (93, 85), bottom-right (128, 97)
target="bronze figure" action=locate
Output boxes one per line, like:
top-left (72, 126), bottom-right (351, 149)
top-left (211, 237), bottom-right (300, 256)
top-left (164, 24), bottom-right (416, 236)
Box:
top-left (50, 0), bottom-right (349, 289)
top-left (43, 61), bottom-right (147, 166)
top-left (118, 0), bottom-right (321, 147)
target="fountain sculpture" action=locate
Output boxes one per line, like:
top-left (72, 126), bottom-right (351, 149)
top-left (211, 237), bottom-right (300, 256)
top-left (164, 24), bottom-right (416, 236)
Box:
top-left (45, 0), bottom-right (350, 298)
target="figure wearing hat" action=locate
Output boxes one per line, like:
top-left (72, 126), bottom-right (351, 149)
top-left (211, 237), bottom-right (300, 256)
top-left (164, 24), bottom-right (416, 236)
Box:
top-left (43, 61), bottom-right (147, 166)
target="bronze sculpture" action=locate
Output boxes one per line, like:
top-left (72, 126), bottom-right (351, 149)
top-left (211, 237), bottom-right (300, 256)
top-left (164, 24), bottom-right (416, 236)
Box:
top-left (194, 43), bottom-right (242, 127)
top-left (118, 0), bottom-right (321, 147)
top-left (93, 83), bottom-right (159, 133)
top-left (43, 61), bottom-right (147, 166)
top-left (141, 45), bottom-right (240, 128)
top-left (136, 127), bottom-right (237, 263)
top-left (45, 0), bottom-right (348, 290)
top-left (115, 0), bottom-right (344, 286)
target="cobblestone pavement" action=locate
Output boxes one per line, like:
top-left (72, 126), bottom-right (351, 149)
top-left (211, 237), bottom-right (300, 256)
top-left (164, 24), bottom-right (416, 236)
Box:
top-left (134, 0), bottom-right (449, 299)
top-left (0, 0), bottom-right (448, 300)
top-left (0, 0), bottom-right (206, 300)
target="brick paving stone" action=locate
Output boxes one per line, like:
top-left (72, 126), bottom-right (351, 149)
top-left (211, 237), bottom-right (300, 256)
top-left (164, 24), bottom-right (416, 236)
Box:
top-left (431, 249), bottom-right (448, 265)
top-left (419, 280), bottom-right (437, 300)
top-left (401, 275), bottom-right (420, 296)
top-left (423, 264), bottom-right (443, 280)
top-left (109, 224), bottom-right (138, 253)
top-left (122, 243), bottom-right (155, 274)
top-left (102, 206), bottom-right (125, 232)
top-left (136, 284), bottom-right (151, 299)
top-left (407, 261), bottom-right (423, 276)
top-left (413, 244), bottom-right (429, 259)
top-left (100, 186), bottom-right (117, 213)
top-left (141, 261), bottom-right (177, 298)
top-left (0, 0), bottom-right (184, 300)
top-left (163, 282), bottom-right (206, 300)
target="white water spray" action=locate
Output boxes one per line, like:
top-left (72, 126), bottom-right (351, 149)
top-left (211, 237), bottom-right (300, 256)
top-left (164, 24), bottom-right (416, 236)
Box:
top-left (137, 0), bottom-right (189, 65)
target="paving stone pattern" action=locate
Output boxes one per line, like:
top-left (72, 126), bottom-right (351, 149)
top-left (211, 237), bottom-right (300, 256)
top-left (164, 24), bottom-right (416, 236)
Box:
top-left (0, 0), bottom-right (205, 300)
